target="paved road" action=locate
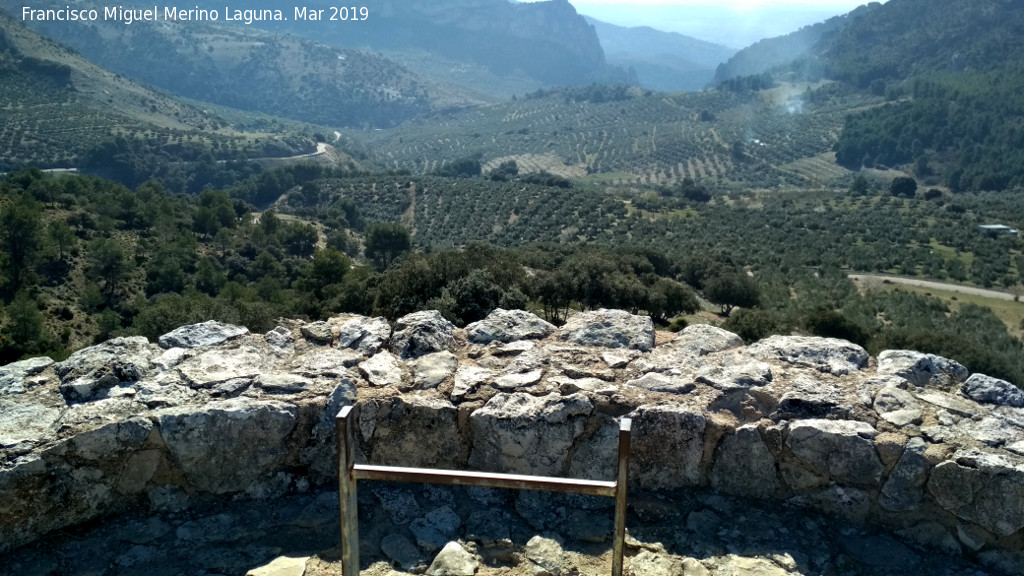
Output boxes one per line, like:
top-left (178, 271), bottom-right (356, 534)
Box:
top-left (849, 274), bottom-right (1021, 302)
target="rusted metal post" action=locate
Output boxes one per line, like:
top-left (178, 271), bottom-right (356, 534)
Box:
top-left (337, 405), bottom-right (359, 576)
top-left (611, 417), bottom-right (632, 576)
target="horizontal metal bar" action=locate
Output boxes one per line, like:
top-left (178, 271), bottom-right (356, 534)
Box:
top-left (353, 464), bottom-right (618, 498)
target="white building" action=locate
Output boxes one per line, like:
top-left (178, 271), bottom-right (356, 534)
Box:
top-left (978, 224), bottom-right (1019, 237)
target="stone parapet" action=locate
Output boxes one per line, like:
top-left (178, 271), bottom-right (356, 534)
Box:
top-left (2, 309), bottom-right (1023, 572)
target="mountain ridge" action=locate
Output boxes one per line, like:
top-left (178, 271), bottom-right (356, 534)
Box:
top-left (217, 0), bottom-right (627, 96)
top-left (712, 3), bottom-right (879, 84)
top-left (1, 0), bottom-right (487, 127)
top-left (585, 16), bottom-right (736, 92)
top-left (820, 0), bottom-right (1024, 190)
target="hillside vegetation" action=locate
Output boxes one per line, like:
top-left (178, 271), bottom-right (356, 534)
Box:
top-left (0, 11), bottom-right (368, 193)
top-left (825, 0), bottom-right (1024, 191)
top-left (2, 1), bottom-right (484, 128)
top-left (2, 166), bottom-right (1022, 385)
top-left (712, 5), bottom-right (870, 84)
top-left (2, 0), bottom-right (1024, 391)
top-left (361, 84), bottom-right (866, 191)
top-left (0, 11), bottom-right (273, 170)
top-left (713, 0), bottom-right (1024, 192)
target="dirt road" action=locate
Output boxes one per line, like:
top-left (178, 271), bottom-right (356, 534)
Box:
top-left (849, 274), bottom-right (1021, 301)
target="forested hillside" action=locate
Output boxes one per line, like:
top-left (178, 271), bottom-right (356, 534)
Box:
top-left (711, 5), bottom-right (870, 84)
top-left (821, 0), bottom-right (1023, 86)
top-left (2, 167), bottom-right (1022, 385)
top-left (825, 0), bottom-right (1024, 192)
top-left (714, 0), bottom-right (1024, 192)
top-left (1, 1), bottom-right (483, 128)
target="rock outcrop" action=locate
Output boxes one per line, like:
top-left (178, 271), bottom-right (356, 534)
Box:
top-left (466, 308), bottom-right (555, 344)
top-left (354, 0), bottom-right (610, 86)
top-left (155, 398), bottom-right (298, 494)
top-left (389, 311), bottom-right (456, 360)
top-left (158, 320), bottom-right (249, 349)
top-left (962, 373), bottom-right (1024, 408)
top-left (0, 356), bottom-right (52, 396)
top-left (878, 349), bottom-right (969, 388)
top-left (556, 308), bottom-right (655, 351)
top-left (3, 307), bottom-right (1024, 573)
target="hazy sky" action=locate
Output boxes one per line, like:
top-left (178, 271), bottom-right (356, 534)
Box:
top-left (568, 0), bottom-right (868, 10)
top-left (520, 0), bottom-right (879, 46)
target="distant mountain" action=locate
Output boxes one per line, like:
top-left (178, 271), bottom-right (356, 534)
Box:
top-left (566, 3), bottom-right (857, 49)
top-left (227, 0), bottom-right (627, 97)
top-left (819, 0), bottom-right (1024, 85)
top-left (585, 16), bottom-right (736, 92)
top-left (709, 0), bottom-right (1024, 192)
top-left (712, 4), bottom-right (880, 84)
top-left (821, 0), bottom-right (1024, 191)
top-left (716, 0), bottom-right (1023, 88)
top-left (2, 0), bottom-right (485, 128)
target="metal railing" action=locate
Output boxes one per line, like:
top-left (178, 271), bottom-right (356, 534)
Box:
top-left (336, 405), bottom-right (632, 576)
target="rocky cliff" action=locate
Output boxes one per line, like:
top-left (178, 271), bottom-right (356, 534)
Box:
top-left (375, 0), bottom-right (606, 66)
top-left (297, 0), bottom-right (614, 87)
top-left (3, 309), bottom-right (1024, 573)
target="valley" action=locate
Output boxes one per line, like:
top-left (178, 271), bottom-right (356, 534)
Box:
top-left (3, 0), bottom-right (1024, 574)
top-left (0, 0), bottom-right (1021, 386)
top-left (360, 84), bottom-right (865, 190)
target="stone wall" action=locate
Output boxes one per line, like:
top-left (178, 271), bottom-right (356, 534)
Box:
top-left (2, 309), bottom-right (1024, 572)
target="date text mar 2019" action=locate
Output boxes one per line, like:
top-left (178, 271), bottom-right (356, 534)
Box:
top-left (294, 6), bottom-right (369, 21)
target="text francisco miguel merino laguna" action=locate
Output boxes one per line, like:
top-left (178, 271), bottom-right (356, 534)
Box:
top-left (21, 5), bottom-right (299, 25)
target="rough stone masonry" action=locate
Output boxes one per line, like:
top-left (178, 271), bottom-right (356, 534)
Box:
top-left (3, 308), bottom-right (1024, 572)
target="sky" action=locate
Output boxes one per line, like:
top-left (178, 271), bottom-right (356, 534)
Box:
top-left (520, 0), bottom-right (880, 47)
top-left (567, 0), bottom-right (868, 10)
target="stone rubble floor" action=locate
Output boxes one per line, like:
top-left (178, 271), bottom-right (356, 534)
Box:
top-left (0, 484), bottom-right (1003, 576)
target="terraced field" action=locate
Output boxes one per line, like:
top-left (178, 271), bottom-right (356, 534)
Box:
top-left (0, 83), bottom-right (291, 169)
top-left (0, 11), bottom-right (313, 170)
top-left (481, 154), bottom-right (586, 179)
top-left (0, 84), bottom-right (122, 168)
top-left (363, 85), bottom-right (872, 190)
top-left (780, 152), bottom-right (854, 186)
top-left (313, 175), bottom-right (630, 248)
